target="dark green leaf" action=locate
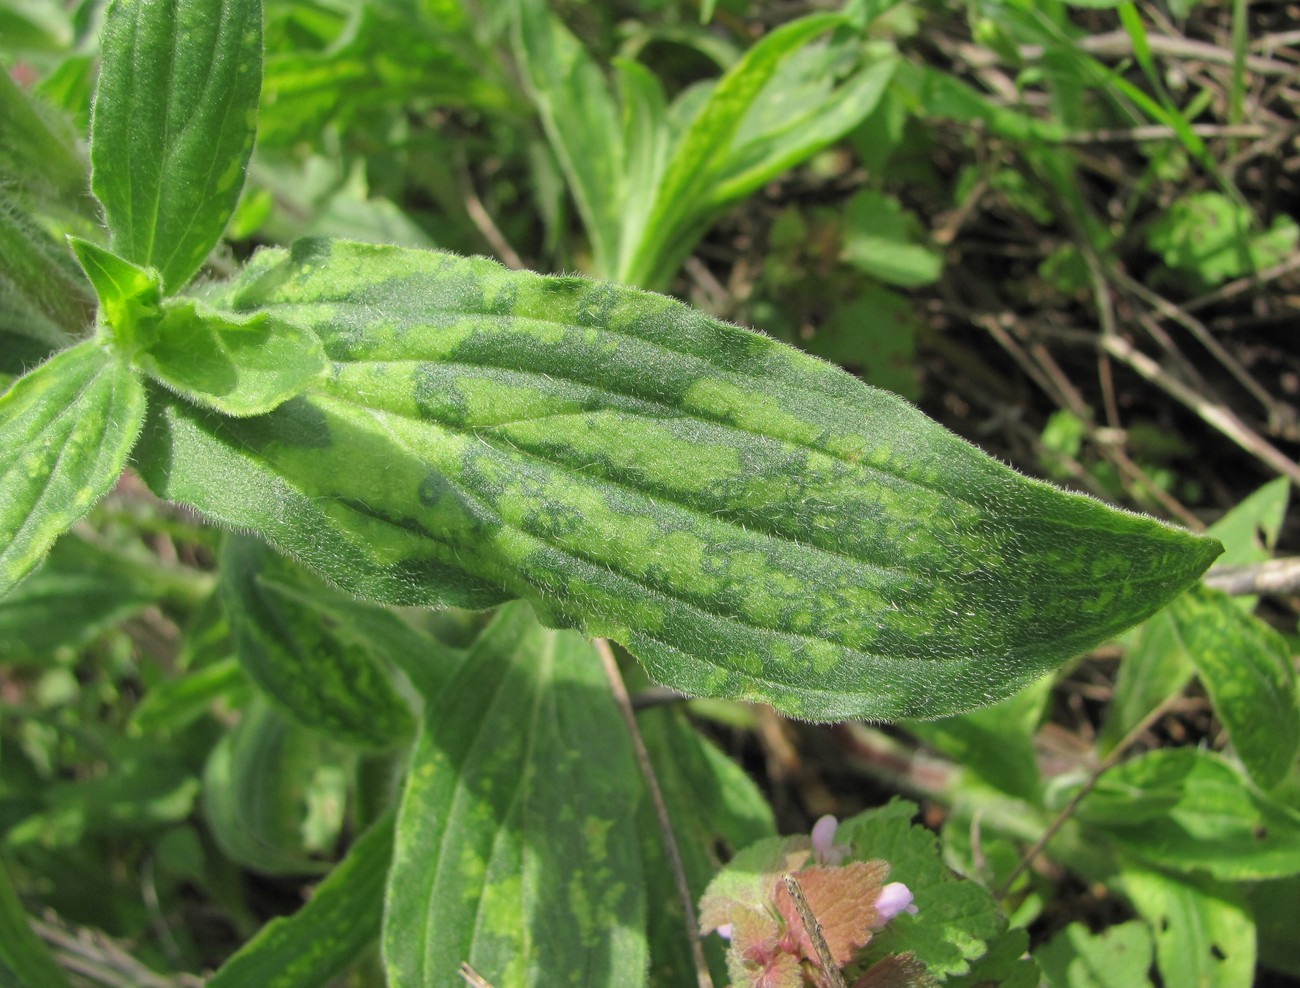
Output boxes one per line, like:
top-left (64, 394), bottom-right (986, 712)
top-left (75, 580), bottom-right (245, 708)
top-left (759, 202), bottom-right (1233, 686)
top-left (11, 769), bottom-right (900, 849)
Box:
top-left (139, 299), bottom-right (326, 416)
top-left (1249, 875), bottom-right (1300, 978)
top-left (0, 339), bottom-right (145, 596)
top-left (221, 535), bottom-right (414, 748)
top-left (0, 858), bottom-right (75, 988)
top-left (1079, 748), bottom-right (1300, 879)
top-left (1171, 588), bottom-right (1299, 789)
top-left (1118, 867), bottom-right (1255, 988)
top-left (90, 0), bottom-right (262, 292)
top-left (383, 603), bottom-right (647, 987)
top-left (207, 810), bottom-right (394, 988)
top-left (133, 240), bottom-right (1222, 720)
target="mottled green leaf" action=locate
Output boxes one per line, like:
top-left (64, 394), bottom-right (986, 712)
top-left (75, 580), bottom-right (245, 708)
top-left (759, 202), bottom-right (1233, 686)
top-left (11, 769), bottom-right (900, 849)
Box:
top-left (1036, 921), bottom-right (1154, 988)
top-left (221, 535), bottom-right (414, 748)
top-left (0, 339), bottom-right (145, 596)
top-left (139, 299), bottom-right (326, 416)
top-left (202, 698), bottom-right (346, 875)
top-left (1170, 588), bottom-right (1299, 789)
top-left (90, 0), bottom-right (262, 292)
top-left (0, 857), bottom-right (74, 988)
top-left (1079, 748), bottom-right (1300, 880)
top-left (207, 810), bottom-right (394, 988)
top-left (1119, 867), bottom-right (1255, 988)
top-left (134, 240), bottom-right (1221, 721)
top-left (383, 603), bottom-right (647, 987)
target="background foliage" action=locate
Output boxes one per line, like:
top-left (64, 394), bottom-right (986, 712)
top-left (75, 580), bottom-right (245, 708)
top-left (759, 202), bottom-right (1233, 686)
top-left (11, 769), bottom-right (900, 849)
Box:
top-left (1, 0), bottom-right (1298, 986)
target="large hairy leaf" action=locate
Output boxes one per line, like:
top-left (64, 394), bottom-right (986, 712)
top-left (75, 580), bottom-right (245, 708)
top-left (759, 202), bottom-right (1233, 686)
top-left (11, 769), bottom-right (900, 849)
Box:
top-left (134, 239), bottom-right (1221, 720)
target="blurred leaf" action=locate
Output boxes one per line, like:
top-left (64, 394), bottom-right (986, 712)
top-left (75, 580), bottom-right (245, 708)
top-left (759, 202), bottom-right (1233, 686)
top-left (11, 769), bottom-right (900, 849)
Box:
top-left (202, 698), bottom-right (345, 875)
top-left (0, 340), bottom-right (145, 597)
top-left (134, 239), bottom-right (1222, 721)
top-left (1036, 920), bottom-right (1154, 988)
top-left (638, 704), bottom-right (775, 984)
top-left (207, 810), bottom-right (394, 988)
top-left (130, 658), bottom-right (248, 735)
top-left (1119, 866), bottom-right (1255, 988)
top-left (1097, 610), bottom-right (1194, 755)
top-left (0, 857), bottom-right (74, 988)
top-left (259, 3), bottom-right (507, 148)
top-left (0, 196), bottom-right (89, 358)
top-left (1079, 748), bottom-right (1300, 880)
top-left (904, 676), bottom-right (1050, 804)
top-left (803, 286), bottom-right (920, 401)
top-left (946, 925), bottom-right (1040, 988)
top-left (0, 534), bottom-right (164, 661)
top-left (842, 189), bottom-right (943, 287)
top-left (7, 752), bottom-right (199, 847)
top-left (90, 0), bottom-right (262, 291)
top-left (382, 603), bottom-right (647, 987)
top-left (0, 70), bottom-right (87, 209)
top-left (221, 535), bottom-right (415, 748)
top-left (1146, 192), bottom-right (1299, 289)
top-left (1170, 588), bottom-right (1299, 789)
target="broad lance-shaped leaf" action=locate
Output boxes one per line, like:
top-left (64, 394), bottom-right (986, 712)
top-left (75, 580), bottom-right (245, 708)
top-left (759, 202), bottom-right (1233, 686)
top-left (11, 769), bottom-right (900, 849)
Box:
top-left (90, 0), bottom-right (262, 292)
top-left (134, 239), bottom-right (1223, 720)
top-left (383, 603), bottom-right (647, 987)
top-left (0, 340), bottom-right (145, 596)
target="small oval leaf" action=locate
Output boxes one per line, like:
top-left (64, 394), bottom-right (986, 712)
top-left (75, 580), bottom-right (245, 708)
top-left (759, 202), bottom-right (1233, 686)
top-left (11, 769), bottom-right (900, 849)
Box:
top-left (135, 239), bottom-right (1222, 721)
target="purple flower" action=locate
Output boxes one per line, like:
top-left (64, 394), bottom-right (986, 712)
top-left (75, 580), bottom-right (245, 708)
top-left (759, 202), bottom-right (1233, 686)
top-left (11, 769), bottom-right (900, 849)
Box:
top-left (872, 882), bottom-right (918, 926)
top-left (811, 815), bottom-right (848, 865)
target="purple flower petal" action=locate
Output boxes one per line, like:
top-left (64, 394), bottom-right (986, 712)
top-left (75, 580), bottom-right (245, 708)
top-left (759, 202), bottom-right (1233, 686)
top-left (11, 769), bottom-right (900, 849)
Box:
top-left (872, 882), bottom-right (918, 926)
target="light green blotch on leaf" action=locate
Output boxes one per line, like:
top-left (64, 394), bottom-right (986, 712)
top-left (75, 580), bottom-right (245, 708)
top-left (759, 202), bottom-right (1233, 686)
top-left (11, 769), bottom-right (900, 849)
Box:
top-left (458, 376), bottom-right (584, 427)
top-left (683, 377), bottom-right (821, 448)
